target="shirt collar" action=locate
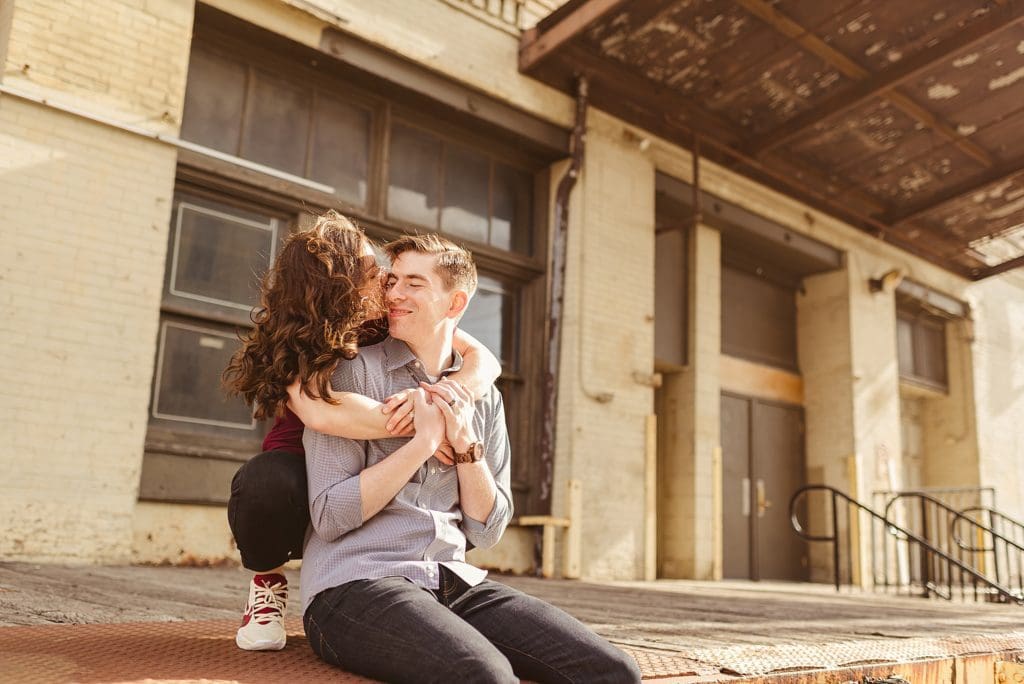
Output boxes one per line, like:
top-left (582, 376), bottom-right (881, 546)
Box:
top-left (383, 336), bottom-right (464, 376)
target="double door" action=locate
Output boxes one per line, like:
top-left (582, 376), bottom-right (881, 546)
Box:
top-left (721, 393), bottom-right (807, 581)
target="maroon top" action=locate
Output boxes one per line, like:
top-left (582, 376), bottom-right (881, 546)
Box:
top-left (261, 319), bottom-right (389, 457)
top-left (262, 407), bottom-right (306, 456)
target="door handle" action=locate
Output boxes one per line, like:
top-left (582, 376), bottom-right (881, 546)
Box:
top-left (756, 479), bottom-right (772, 518)
top-left (741, 478), bottom-right (750, 517)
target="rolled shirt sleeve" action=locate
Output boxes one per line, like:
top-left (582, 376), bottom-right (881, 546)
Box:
top-left (460, 388), bottom-right (514, 549)
top-left (304, 355), bottom-right (370, 543)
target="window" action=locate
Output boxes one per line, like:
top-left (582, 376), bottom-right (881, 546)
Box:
top-left (897, 306), bottom-right (948, 390)
top-left (180, 44), bottom-right (373, 206)
top-left (141, 192), bottom-right (287, 504)
top-left (387, 121), bottom-right (534, 255)
top-left (147, 21), bottom-right (552, 512)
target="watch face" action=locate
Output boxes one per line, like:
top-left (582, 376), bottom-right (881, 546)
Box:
top-left (471, 442), bottom-right (484, 461)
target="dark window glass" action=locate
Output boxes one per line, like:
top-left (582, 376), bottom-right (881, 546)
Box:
top-left (387, 123), bottom-right (441, 228)
top-left (180, 47), bottom-right (246, 154)
top-left (241, 70), bottom-right (311, 176)
top-left (442, 143), bottom-right (490, 244)
top-left (309, 95), bottom-right (371, 205)
top-left (152, 320), bottom-right (255, 429)
top-left (461, 276), bottom-right (515, 368)
top-left (491, 163), bottom-right (532, 253)
top-left (168, 199), bottom-right (277, 313)
top-left (897, 308), bottom-right (947, 388)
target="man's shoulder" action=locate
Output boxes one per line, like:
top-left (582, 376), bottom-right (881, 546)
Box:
top-left (329, 341), bottom-right (388, 392)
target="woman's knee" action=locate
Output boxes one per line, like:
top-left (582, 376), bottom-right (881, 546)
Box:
top-left (231, 450), bottom-right (307, 505)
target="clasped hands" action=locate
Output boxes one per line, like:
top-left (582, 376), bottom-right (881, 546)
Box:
top-left (383, 378), bottom-right (478, 465)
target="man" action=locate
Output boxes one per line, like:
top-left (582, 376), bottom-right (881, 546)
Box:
top-left (301, 234), bottom-right (641, 683)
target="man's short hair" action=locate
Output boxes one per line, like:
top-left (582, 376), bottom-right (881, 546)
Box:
top-left (384, 234), bottom-right (478, 296)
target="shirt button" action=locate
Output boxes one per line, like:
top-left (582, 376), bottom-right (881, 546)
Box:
top-left (430, 467), bottom-right (436, 474)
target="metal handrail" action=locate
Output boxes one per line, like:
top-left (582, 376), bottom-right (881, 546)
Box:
top-left (790, 484), bottom-right (1023, 604)
top-left (883, 492), bottom-right (1024, 555)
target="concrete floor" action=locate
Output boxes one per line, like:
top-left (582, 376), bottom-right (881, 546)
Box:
top-left (3, 562), bottom-right (1024, 682)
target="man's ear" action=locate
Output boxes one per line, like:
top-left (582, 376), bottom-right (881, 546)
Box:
top-left (447, 290), bottom-right (469, 319)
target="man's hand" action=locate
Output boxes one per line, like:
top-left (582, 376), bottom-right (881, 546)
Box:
top-left (421, 380), bottom-right (478, 454)
top-left (382, 389), bottom-right (416, 435)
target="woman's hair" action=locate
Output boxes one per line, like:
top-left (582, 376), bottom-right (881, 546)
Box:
top-left (223, 210), bottom-right (381, 419)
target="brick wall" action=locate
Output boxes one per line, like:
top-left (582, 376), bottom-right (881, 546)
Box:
top-left (0, 0), bottom-right (192, 562)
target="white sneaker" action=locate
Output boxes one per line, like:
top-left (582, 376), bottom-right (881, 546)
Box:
top-left (235, 573), bottom-right (288, 651)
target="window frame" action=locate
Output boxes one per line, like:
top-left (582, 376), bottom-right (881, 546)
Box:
top-left (145, 25), bottom-right (554, 512)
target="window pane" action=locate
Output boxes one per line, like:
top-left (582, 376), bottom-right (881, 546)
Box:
top-left (460, 276), bottom-right (513, 366)
top-left (309, 95), bottom-right (371, 206)
top-left (914, 319), bottom-right (947, 386)
top-left (169, 198), bottom-right (277, 311)
top-left (241, 70), bottom-right (310, 176)
top-left (491, 164), bottom-right (532, 253)
top-left (896, 316), bottom-right (915, 377)
top-left (152, 320), bottom-right (255, 429)
top-left (180, 47), bottom-right (246, 154)
top-left (387, 123), bottom-right (440, 228)
top-left (441, 144), bottom-right (489, 244)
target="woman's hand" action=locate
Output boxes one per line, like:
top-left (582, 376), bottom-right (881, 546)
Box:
top-left (411, 388), bottom-right (444, 453)
top-left (420, 380), bottom-right (478, 455)
top-left (382, 388), bottom-right (416, 435)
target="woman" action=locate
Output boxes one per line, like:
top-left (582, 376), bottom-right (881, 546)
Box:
top-left (222, 210), bottom-right (500, 651)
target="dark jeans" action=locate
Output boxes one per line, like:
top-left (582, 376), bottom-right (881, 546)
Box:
top-left (226, 450), bottom-right (308, 572)
top-left (303, 567), bottom-right (641, 684)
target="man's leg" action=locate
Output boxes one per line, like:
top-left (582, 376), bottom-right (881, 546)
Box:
top-left (303, 577), bottom-right (518, 684)
top-left (227, 449), bottom-right (308, 651)
top-left (452, 579), bottom-right (642, 684)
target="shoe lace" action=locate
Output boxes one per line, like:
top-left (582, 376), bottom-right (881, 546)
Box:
top-left (249, 581), bottom-right (286, 624)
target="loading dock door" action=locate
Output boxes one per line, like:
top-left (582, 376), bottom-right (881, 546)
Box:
top-left (721, 393), bottom-right (807, 581)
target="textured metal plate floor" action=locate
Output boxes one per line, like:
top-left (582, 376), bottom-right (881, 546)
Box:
top-left (0, 616), bottom-right (710, 683)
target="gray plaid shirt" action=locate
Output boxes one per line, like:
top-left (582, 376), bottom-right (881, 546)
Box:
top-left (300, 336), bottom-right (513, 614)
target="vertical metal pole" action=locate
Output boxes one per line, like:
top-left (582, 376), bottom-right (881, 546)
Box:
top-left (832, 492), bottom-right (841, 592)
top-left (538, 76), bottom-right (588, 508)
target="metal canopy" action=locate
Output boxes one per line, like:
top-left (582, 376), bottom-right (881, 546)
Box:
top-left (520, 0), bottom-right (1024, 279)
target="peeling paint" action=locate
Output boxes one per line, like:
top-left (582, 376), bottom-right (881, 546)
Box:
top-left (953, 53), bottom-right (979, 68)
top-left (928, 83), bottom-right (960, 99)
top-left (985, 197), bottom-right (1024, 220)
top-left (887, 50), bottom-right (902, 63)
top-left (846, 12), bottom-right (870, 33)
top-left (957, 123), bottom-right (977, 136)
top-left (865, 41), bottom-right (885, 57)
top-left (988, 181), bottom-right (1014, 199)
top-left (990, 66), bottom-right (1024, 90)
top-left (1018, 40), bottom-right (1024, 55)
top-left (932, 11), bottom-right (947, 22)
top-left (899, 168), bottom-right (933, 193)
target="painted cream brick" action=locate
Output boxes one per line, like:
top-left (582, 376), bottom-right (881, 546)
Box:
top-left (549, 130), bottom-right (655, 581)
top-left (967, 271), bottom-right (1024, 522)
top-left (132, 502), bottom-right (240, 565)
top-left (0, 97), bottom-right (177, 562)
top-left (4, 0), bottom-right (195, 135)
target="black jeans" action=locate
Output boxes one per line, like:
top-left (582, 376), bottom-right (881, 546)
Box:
top-left (226, 450), bottom-right (308, 572)
top-left (303, 567), bottom-right (641, 684)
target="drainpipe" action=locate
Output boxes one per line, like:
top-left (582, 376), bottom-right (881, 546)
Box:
top-left (539, 76), bottom-right (588, 507)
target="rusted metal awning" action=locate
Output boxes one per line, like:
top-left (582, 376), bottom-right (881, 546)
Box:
top-left (520, 0), bottom-right (1024, 279)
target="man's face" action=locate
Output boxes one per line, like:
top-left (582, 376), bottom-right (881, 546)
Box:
top-left (385, 251), bottom-right (453, 344)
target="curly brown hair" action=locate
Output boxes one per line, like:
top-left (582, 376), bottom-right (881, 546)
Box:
top-left (223, 210), bottom-right (383, 419)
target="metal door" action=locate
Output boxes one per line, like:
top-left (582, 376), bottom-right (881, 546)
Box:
top-left (720, 392), bottom-right (807, 581)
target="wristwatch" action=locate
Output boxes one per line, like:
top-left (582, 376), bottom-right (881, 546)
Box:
top-left (453, 442), bottom-right (484, 464)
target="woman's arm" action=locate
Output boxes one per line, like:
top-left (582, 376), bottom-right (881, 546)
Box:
top-left (286, 380), bottom-right (394, 440)
top-left (450, 328), bottom-right (502, 400)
